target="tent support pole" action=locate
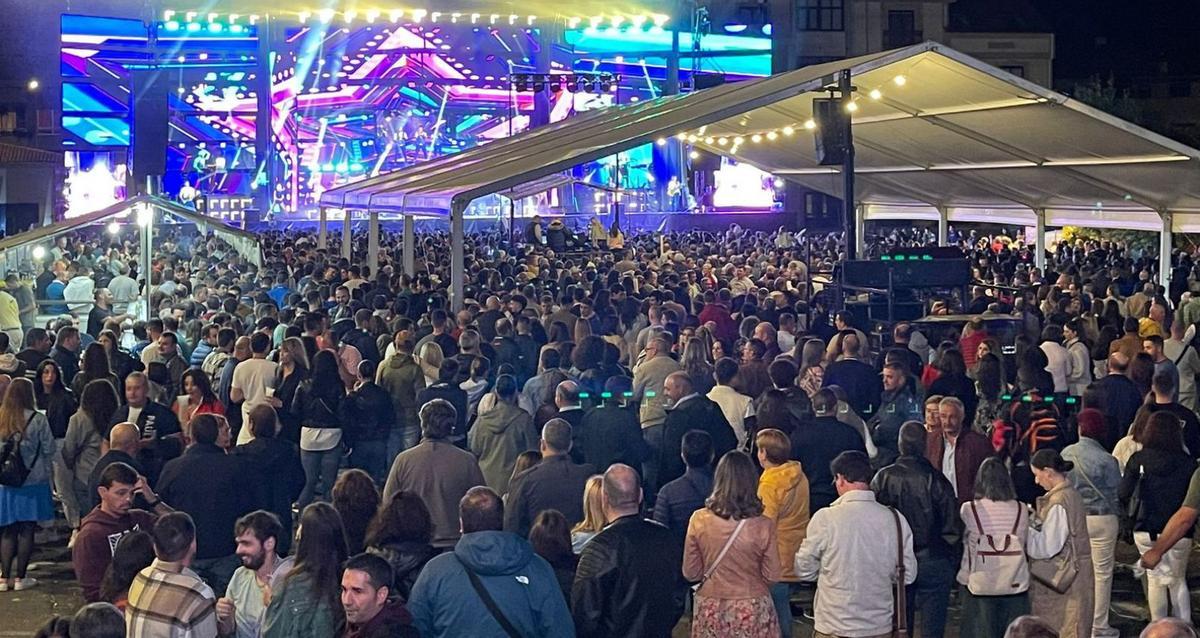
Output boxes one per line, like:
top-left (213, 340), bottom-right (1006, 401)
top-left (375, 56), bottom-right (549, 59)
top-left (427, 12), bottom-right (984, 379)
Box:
top-left (853, 203), bottom-right (865, 260)
top-left (368, 210), bottom-right (380, 277)
top-left (342, 209), bottom-right (353, 260)
top-left (403, 215), bottom-right (416, 277)
top-left (140, 203), bottom-right (153, 322)
top-left (318, 207), bottom-right (328, 249)
top-left (937, 206), bottom-right (949, 246)
top-left (1161, 210), bottom-right (1173, 294)
top-left (451, 201), bottom-right (465, 312)
top-left (1035, 209), bottom-right (1047, 273)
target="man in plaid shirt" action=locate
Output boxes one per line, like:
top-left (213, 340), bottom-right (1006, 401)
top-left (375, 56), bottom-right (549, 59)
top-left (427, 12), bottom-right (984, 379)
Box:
top-left (126, 512), bottom-right (233, 637)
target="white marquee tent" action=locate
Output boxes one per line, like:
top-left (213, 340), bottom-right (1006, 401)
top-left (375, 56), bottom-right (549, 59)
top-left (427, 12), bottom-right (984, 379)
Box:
top-left (320, 41), bottom-right (1200, 309)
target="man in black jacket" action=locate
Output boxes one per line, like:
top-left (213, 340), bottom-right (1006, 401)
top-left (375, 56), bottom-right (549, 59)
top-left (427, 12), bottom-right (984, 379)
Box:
top-left (343, 360), bottom-right (397, 485)
top-left (572, 463), bottom-right (685, 638)
top-left (415, 358), bottom-right (469, 446)
top-left (343, 309), bottom-right (382, 365)
top-left (490, 318), bottom-right (523, 378)
top-left (111, 371), bottom-right (182, 485)
top-left (156, 414), bottom-right (254, 596)
top-left (871, 422), bottom-right (961, 638)
top-left (504, 419), bottom-right (594, 537)
top-left (823, 333), bottom-right (882, 418)
top-left (658, 372), bottom-right (736, 487)
top-left (575, 376), bottom-right (648, 472)
top-left (1090, 352), bottom-right (1143, 450)
top-left (651, 430), bottom-right (712, 544)
top-left (791, 388), bottom-right (867, 513)
top-left (233, 404), bottom-right (305, 555)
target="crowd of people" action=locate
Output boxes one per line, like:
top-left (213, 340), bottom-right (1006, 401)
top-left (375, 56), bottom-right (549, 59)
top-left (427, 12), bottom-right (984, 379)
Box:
top-left (0, 220), bottom-right (1198, 638)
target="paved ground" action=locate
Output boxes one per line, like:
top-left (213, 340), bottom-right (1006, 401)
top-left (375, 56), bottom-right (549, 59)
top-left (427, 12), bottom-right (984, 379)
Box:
top-left (0, 517), bottom-right (1173, 637)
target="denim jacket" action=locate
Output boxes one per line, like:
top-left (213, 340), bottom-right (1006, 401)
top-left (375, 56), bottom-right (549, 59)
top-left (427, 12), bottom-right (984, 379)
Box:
top-left (6, 410), bottom-right (56, 486)
top-left (1062, 437), bottom-right (1121, 516)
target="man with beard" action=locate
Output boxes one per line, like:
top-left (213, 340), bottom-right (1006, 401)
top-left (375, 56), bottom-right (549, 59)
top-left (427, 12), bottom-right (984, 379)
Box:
top-left (217, 511), bottom-right (294, 638)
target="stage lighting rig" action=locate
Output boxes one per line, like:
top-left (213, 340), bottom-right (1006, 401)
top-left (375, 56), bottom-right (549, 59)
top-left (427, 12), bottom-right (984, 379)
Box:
top-left (511, 72), bottom-right (620, 94)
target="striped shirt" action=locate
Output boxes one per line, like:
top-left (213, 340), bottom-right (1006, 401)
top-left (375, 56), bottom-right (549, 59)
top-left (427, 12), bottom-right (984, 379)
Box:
top-left (125, 559), bottom-right (219, 638)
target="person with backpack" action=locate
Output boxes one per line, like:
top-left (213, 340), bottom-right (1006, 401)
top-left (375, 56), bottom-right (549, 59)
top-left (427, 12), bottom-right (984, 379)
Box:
top-left (0, 377), bottom-right (57, 591)
top-left (957, 457), bottom-right (1033, 638)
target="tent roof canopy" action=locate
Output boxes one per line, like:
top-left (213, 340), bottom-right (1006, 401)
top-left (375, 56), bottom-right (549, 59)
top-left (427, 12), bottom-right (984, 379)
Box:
top-left (320, 41), bottom-right (1200, 231)
top-left (0, 195), bottom-right (263, 268)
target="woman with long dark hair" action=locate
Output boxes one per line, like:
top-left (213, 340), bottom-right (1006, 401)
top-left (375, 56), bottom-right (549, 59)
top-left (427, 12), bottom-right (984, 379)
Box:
top-left (958, 458), bottom-right (1032, 637)
top-left (273, 336), bottom-right (309, 443)
top-left (60, 380), bottom-right (119, 534)
top-left (97, 329), bottom-right (136, 387)
top-left (293, 350), bottom-right (346, 508)
top-left (71, 342), bottom-right (119, 400)
top-left (683, 451), bottom-right (781, 638)
top-left (262, 502), bottom-right (347, 637)
top-left (365, 491), bottom-right (436, 601)
top-left (174, 369), bottom-right (224, 446)
top-left (34, 360), bottom-right (75, 440)
top-left (973, 353), bottom-right (1008, 435)
top-left (97, 529), bottom-right (155, 610)
top-left (0, 378), bottom-right (56, 591)
top-left (529, 509), bottom-right (578, 600)
top-left (929, 348), bottom-right (980, 424)
top-left (331, 469), bottom-right (380, 556)
top-left (1120, 413), bottom-right (1197, 621)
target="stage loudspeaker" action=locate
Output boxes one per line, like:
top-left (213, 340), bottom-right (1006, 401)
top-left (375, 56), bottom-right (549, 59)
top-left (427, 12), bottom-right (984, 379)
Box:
top-left (812, 97), bottom-right (849, 166)
top-left (693, 73), bottom-right (726, 90)
top-left (130, 70), bottom-right (170, 178)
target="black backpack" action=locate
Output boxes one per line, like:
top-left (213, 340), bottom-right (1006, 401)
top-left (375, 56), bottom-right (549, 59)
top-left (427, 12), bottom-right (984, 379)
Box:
top-left (0, 426), bottom-right (39, 488)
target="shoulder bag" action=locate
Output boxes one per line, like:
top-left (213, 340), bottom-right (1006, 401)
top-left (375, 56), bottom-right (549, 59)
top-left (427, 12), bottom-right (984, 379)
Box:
top-left (456, 555), bottom-right (525, 638)
top-left (0, 413), bottom-right (41, 487)
top-left (1029, 505), bottom-right (1080, 594)
top-left (890, 508), bottom-right (909, 638)
top-left (692, 518), bottom-right (747, 594)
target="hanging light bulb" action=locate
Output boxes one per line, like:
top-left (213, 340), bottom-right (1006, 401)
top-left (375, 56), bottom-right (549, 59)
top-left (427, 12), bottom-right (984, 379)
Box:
top-left (845, 101), bottom-right (859, 113)
top-left (782, 126), bottom-right (796, 136)
top-left (893, 75), bottom-right (907, 86)
top-left (766, 131), bottom-right (779, 141)
top-left (803, 119), bottom-right (816, 130)
top-left (751, 134), bottom-right (763, 143)
top-left (869, 88), bottom-right (882, 100)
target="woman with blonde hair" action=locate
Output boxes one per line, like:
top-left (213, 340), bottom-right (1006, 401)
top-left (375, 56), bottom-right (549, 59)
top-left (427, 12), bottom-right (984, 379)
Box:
top-left (417, 341), bottom-right (444, 387)
top-left (684, 451), bottom-right (781, 637)
top-left (0, 378), bottom-right (56, 591)
top-left (571, 475), bottom-right (606, 554)
top-left (755, 429), bottom-right (810, 635)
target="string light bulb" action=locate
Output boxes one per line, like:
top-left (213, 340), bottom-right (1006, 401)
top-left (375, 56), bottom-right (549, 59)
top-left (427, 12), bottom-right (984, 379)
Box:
top-left (893, 75), bottom-right (907, 86)
top-left (766, 131), bottom-right (778, 141)
top-left (782, 126), bottom-right (795, 135)
top-left (869, 88), bottom-right (882, 100)
top-left (803, 119), bottom-right (816, 130)
top-left (751, 134), bottom-right (763, 143)
top-left (845, 100), bottom-right (859, 113)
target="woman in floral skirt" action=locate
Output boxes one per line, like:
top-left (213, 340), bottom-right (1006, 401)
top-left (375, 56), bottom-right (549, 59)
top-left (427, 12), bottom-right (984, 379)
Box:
top-left (684, 451), bottom-right (781, 638)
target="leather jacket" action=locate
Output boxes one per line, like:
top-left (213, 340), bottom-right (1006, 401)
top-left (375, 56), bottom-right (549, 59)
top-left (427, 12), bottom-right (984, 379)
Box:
top-left (571, 515), bottom-right (685, 638)
top-left (870, 454), bottom-right (962, 561)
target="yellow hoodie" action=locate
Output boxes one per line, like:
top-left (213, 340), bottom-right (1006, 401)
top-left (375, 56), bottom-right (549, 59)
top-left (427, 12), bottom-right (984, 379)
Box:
top-left (758, 460), bottom-right (811, 580)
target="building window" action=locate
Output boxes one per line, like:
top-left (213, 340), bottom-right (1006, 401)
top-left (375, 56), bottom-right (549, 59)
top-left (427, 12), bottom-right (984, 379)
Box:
top-left (884, 11), bottom-right (922, 48)
top-left (999, 65), bottom-right (1025, 78)
top-left (796, 0), bottom-right (844, 31)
